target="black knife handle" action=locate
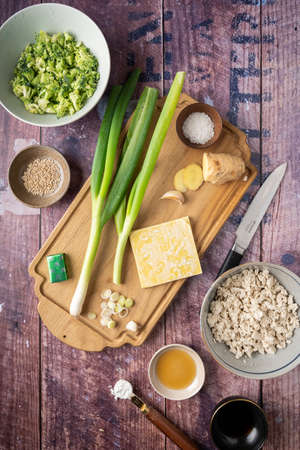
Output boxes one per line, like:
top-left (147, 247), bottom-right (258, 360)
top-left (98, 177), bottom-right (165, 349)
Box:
top-left (216, 249), bottom-right (243, 279)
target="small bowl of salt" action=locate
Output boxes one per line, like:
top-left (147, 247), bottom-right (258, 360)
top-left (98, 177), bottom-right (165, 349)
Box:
top-left (176, 102), bottom-right (222, 149)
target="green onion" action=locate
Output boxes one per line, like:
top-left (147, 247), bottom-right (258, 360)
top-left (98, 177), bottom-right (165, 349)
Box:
top-left (113, 71), bottom-right (186, 284)
top-left (70, 69), bottom-right (140, 316)
top-left (91, 86), bottom-right (122, 200)
top-left (100, 86), bottom-right (158, 226)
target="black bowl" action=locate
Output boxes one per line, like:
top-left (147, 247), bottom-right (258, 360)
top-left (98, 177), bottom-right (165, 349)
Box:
top-left (210, 397), bottom-right (268, 450)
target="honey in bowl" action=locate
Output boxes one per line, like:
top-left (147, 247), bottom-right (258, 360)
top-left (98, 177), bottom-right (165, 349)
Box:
top-left (156, 348), bottom-right (196, 390)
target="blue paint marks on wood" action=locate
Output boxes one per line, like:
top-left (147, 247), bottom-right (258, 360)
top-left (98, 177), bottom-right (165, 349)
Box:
top-left (242, 192), bottom-right (252, 202)
top-left (263, 213), bottom-right (272, 224)
top-left (164, 71), bottom-right (171, 80)
top-left (192, 19), bottom-right (213, 30)
top-left (229, 53), bottom-right (271, 125)
top-left (242, 128), bottom-right (271, 138)
top-left (127, 52), bottom-right (135, 66)
top-left (232, 35), bottom-right (265, 44)
top-left (231, 13), bottom-right (258, 30)
top-left (251, 153), bottom-right (271, 167)
top-left (148, 33), bottom-right (172, 44)
top-left (281, 253), bottom-right (296, 265)
top-left (231, 34), bottom-right (275, 44)
top-left (128, 10), bottom-right (173, 44)
top-left (191, 18), bottom-right (213, 40)
top-left (262, 129), bottom-right (271, 138)
top-left (262, 34), bottom-right (275, 43)
top-left (149, 35), bottom-right (161, 44)
top-left (228, 214), bottom-right (242, 226)
top-left (128, 18), bottom-right (160, 42)
top-left (231, 0), bottom-right (259, 5)
top-left (128, 12), bottom-right (153, 21)
top-left (263, 16), bottom-right (277, 25)
top-left (233, 0), bottom-right (276, 4)
top-left (164, 51), bottom-right (172, 65)
top-left (262, 92), bottom-right (272, 101)
top-left (231, 50), bottom-right (238, 62)
top-left (140, 57), bottom-right (161, 82)
top-left (263, 68), bottom-right (273, 75)
top-left (195, 51), bottom-right (213, 57)
top-left (164, 10), bottom-right (173, 21)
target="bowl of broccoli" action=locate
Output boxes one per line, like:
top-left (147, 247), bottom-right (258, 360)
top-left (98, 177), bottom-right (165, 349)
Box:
top-left (0, 4), bottom-right (110, 127)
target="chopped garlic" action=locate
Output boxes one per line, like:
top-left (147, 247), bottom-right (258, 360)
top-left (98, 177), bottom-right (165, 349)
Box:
top-left (114, 303), bottom-right (122, 314)
top-left (101, 289), bottom-right (112, 299)
top-left (118, 307), bottom-right (129, 319)
top-left (118, 295), bottom-right (126, 307)
top-left (99, 288), bottom-right (136, 329)
top-left (125, 298), bottom-right (134, 308)
top-left (107, 300), bottom-right (115, 310)
top-left (87, 312), bottom-right (96, 320)
top-left (107, 319), bottom-right (116, 329)
top-left (101, 308), bottom-right (113, 318)
top-left (110, 292), bottom-right (120, 302)
top-left (100, 317), bottom-right (109, 326)
top-left (126, 320), bottom-right (138, 332)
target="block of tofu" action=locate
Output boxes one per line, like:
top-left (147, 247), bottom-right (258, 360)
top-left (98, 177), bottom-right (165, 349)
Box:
top-left (130, 216), bottom-right (202, 288)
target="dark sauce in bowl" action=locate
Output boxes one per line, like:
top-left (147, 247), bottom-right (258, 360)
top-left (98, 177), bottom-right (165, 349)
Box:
top-left (210, 398), bottom-right (268, 450)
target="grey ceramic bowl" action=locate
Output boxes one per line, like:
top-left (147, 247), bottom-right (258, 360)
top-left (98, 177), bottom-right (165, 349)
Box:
top-left (200, 262), bottom-right (300, 379)
top-left (0, 3), bottom-right (110, 127)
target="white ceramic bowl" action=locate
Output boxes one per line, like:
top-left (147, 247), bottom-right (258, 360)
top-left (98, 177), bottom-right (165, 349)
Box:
top-left (0, 3), bottom-right (110, 127)
top-left (148, 344), bottom-right (205, 400)
top-left (200, 262), bottom-right (300, 379)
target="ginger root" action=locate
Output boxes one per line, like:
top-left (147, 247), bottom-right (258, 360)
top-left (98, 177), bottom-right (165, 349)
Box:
top-left (174, 168), bottom-right (187, 192)
top-left (174, 164), bottom-right (203, 192)
top-left (202, 152), bottom-right (245, 184)
top-left (183, 163), bottom-right (203, 190)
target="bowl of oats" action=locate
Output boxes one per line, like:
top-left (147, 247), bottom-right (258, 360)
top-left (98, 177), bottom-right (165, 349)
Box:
top-left (200, 262), bottom-right (300, 379)
top-left (8, 144), bottom-right (70, 208)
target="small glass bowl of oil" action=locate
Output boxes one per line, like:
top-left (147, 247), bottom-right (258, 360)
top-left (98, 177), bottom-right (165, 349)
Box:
top-left (148, 344), bottom-right (205, 400)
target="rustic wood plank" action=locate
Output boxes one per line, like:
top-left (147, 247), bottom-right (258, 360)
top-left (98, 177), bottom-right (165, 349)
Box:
top-left (40, 1), bottom-right (165, 449)
top-left (163, 1), bottom-right (262, 448)
top-left (261, 1), bottom-right (300, 449)
top-left (0, 3), bottom-right (40, 450)
top-left (1, 1), bottom-right (299, 449)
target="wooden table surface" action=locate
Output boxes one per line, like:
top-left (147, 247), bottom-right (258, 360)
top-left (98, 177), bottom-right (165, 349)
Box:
top-left (0, 1), bottom-right (299, 449)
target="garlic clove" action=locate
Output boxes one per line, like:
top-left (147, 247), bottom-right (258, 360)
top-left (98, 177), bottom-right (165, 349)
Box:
top-left (160, 190), bottom-right (185, 204)
top-left (126, 320), bottom-right (138, 332)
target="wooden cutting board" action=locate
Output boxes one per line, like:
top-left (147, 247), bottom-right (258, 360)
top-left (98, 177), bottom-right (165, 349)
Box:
top-left (29, 93), bottom-right (257, 351)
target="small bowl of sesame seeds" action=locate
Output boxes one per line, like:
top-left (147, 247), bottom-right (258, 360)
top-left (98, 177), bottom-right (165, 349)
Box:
top-left (8, 144), bottom-right (70, 208)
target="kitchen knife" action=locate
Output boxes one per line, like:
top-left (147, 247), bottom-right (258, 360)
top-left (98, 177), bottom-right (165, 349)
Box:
top-left (217, 162), bottom-right (287, 278)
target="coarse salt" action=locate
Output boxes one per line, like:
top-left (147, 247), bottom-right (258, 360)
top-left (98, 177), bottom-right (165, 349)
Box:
top-left (182, 112), bottom-right (214, 145)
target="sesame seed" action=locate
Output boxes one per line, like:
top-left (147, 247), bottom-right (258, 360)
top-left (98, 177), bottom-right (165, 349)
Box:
top-left (22, 158), bottom-right (61, 196)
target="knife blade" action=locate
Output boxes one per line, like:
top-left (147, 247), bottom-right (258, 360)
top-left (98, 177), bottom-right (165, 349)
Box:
top-left (217, 162), bottom-right (287, 278)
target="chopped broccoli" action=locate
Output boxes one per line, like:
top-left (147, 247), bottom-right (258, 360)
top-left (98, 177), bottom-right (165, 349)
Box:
top-left (11, 30), bottom-right (99, 118)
